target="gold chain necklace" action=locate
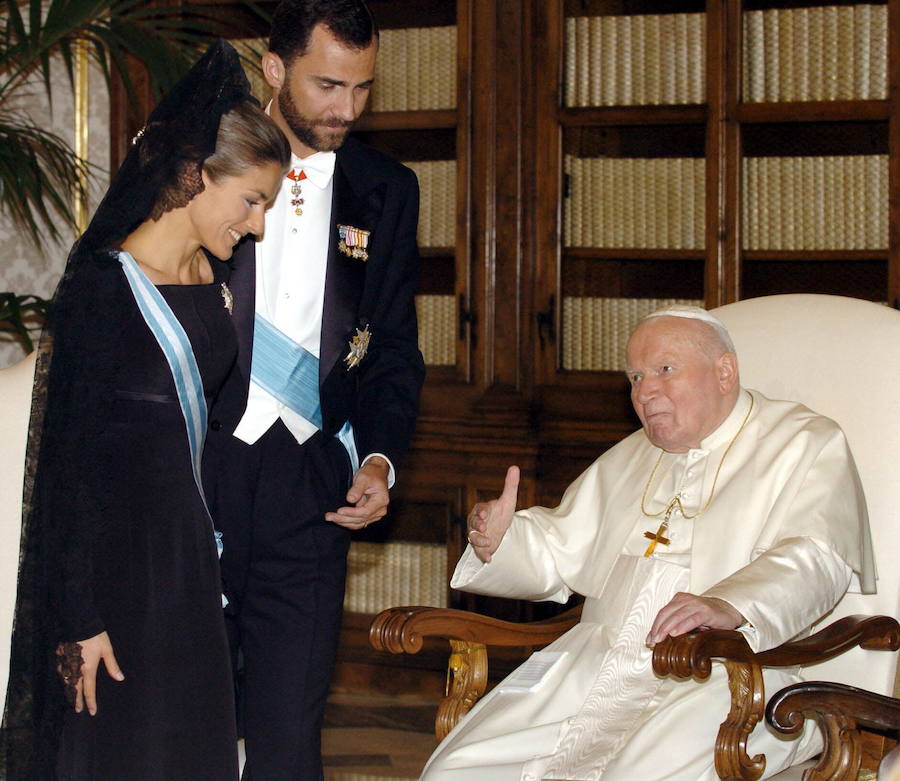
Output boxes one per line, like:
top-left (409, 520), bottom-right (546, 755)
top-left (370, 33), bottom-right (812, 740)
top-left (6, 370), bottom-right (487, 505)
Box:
top-left (641, 391), bottom-right (754, 556)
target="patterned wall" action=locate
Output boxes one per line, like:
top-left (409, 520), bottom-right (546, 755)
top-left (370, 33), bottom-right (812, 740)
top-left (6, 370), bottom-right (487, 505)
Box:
top-left (0, 57), bottom-right (110, 368)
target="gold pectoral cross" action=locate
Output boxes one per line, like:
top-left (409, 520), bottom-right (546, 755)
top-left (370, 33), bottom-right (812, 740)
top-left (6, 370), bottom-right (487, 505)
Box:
top-left (642, 495), bottom-right (683, 557)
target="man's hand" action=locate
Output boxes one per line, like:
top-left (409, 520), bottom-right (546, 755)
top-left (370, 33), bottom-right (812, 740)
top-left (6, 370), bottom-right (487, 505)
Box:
top-left (70, 631), bottom-right (125, 715)
top-left (326, 456), bottom-right (390, 530)
top-left (466, 465), bottom-right (520, 563)
top-left (646, 593), bottom-right (744, 645)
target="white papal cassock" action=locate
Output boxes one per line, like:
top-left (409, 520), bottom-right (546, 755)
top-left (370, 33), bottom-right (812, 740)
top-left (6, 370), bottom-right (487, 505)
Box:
top-left (422, 389), bottom-right (875, 781)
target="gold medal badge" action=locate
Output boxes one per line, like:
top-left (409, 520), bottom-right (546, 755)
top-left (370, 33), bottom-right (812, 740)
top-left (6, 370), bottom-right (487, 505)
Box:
top-left (344, 324), bottom-right (372, 369)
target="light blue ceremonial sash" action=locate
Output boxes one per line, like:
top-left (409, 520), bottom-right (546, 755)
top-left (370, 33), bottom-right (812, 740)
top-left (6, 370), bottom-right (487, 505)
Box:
top-left (117, 251), bottom-right (227, 605)
top-left (251, 314), bottom-right (359, 472)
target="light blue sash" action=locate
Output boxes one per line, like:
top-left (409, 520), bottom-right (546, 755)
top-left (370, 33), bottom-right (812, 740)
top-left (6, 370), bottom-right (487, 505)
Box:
top-left (117, 251), bottom-right (226, 604)
top-left (251, 314), bottom-right (359, 472)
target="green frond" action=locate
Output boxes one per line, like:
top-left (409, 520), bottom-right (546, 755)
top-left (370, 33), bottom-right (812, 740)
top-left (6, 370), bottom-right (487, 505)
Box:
top-left (0, 0), bottom-right (269, 251)
top-left (0, 111), bottom-right (89, 245)
top-left (0, 291), bottom-right (49, 352)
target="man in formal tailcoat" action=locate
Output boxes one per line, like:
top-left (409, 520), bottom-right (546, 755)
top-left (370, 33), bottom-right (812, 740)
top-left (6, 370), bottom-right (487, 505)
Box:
top-left (203, 2), bottom-right (424, 779)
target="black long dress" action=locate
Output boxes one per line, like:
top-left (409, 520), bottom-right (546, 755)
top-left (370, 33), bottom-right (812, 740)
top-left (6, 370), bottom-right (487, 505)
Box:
top-left (43, 257), bottom-right (240, 780)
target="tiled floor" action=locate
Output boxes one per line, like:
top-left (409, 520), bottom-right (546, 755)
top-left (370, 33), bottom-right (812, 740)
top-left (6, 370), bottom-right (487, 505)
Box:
top-left (322, 692), bottom-right (438, 781)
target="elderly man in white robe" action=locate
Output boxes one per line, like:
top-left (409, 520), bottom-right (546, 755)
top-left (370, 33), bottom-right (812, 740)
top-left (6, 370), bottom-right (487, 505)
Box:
top-left (421, 305), bottom-right (875, 781)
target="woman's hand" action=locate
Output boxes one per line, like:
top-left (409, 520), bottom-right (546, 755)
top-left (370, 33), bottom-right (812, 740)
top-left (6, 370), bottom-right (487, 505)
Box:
top-left (57, 631), bottom-right (125, 715)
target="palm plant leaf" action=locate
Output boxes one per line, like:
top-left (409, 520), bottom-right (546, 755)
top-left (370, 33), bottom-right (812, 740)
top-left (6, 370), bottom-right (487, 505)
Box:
top-left (0, 291), bottom-right (49, 352)
top-left (0, 109), bottom-right (89, 243)
top-left (0, 0), bottom-right (270, 247)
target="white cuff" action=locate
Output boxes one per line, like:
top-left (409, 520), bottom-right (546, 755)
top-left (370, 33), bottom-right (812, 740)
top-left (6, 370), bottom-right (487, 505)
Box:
top-left (361, 452), bottom-right (395, 488)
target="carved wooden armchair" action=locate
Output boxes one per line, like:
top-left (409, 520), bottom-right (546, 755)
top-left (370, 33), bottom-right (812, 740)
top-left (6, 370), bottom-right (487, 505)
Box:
top-left (371, 294), bottom-right (900, 780)
top-left (766, 676), bottom-right (900, 781)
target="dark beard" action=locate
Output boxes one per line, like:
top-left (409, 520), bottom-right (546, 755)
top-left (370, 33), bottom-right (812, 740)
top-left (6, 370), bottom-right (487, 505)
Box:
top-left (278, 88), bottom-right (352, 152)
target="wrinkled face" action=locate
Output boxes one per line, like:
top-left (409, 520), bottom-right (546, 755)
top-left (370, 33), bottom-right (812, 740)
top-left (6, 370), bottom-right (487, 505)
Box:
top-left (188, 162), bottom-right (282, 260)
top-left (265, 24), bottom-right (377, 156)
top-left (625, 317), bottom-right (738, 452)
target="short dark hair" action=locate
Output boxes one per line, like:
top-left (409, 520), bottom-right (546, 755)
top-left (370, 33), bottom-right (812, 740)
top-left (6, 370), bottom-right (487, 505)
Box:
top-left (269, 0), bottom-right (378, 68)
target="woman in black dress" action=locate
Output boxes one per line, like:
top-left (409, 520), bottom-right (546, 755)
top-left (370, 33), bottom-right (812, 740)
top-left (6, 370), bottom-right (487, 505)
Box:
top-left (0, 41), bottom-right (290, 780)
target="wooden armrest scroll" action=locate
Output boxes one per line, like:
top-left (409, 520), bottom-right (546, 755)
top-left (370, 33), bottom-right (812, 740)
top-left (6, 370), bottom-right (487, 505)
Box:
top-left (650, 615), bottom-right (900, 781)
top-left (369, 605), bottom-right (583, 654)
top-left (369, 605), bottom-right (583, 741)
top-left (767, 681), bottom-right (900, 781)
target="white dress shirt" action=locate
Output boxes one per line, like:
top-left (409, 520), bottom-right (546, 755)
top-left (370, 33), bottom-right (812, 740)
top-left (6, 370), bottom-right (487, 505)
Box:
top-left (233, 150), bottom-right (395, 483)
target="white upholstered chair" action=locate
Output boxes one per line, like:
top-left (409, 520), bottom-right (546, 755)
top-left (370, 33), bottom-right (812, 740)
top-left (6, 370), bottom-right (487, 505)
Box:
top-left (371, 294), bottom-right (900, 780)
top-left (708, 294), bottom-right (900, 780)
top-left (0, 351), bottom-right (37, 704)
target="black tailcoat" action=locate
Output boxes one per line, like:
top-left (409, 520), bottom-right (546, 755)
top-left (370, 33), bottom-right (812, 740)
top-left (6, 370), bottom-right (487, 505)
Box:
top-left (202, 136), bottom-right (424, 781)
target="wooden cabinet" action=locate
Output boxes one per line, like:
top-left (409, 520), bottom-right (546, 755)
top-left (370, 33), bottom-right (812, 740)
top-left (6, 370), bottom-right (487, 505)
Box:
top-left (351, 0), bottom-right (900, 629)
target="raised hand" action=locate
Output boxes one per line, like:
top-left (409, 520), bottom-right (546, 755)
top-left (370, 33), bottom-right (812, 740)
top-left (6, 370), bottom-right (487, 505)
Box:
top-left (466, 465), bottom-right (520, 563)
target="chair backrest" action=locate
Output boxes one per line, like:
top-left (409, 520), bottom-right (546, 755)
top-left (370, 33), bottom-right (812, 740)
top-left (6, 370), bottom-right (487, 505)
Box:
top-left (713, 295), bottom-right (900, 696)
top-left (0, 351), bottom-right (36, 703)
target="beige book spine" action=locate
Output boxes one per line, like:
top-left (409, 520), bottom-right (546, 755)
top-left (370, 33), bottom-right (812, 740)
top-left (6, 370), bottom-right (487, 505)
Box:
top-left (799, 157), bottom-right (813, 250)
top-left (854, 5), bottom-right (872, 99)
top-left (743, 12), bottom-right (760, 102)
top-left (805, 6), bottom-right (823, 101)
top-left (638, 158), bottom-right (650, 248)
top-left (742, 157), bottom-right (755, 250)
top-left (561, 296), bottom-right (574, 370)
top-left (777, 8), bottom-right (795, 101)
top-left (597, 14), bottom-right (614, 106)
top-left (616, 15), bottom-right (632, 105)
top-left (758, 157), bottom-right (772, 249)
top-left (822, 156), bottom-right (837, 249)
top-left (690, 13), bottom-right (705, 103)
top-left (630, 14), bottom-right (646, 105)
top-left (871, 4), bottom-right (888, 99)
top-left (660, 14), bottom-right (677, 105)
top-left (821, 6), bottom-right (839, 101)
top-left (836, 6), bottom-right (856, 101)
top-left (429, 27), bottom-right (445, 110)
top-left (575, 156), bottom-right (586, 248)
top-left (446, 25), bottom-right (458, 109)
top-left (576, 15), bottom-right (591, 107)
top-left (673, 13), bottom-right (688, 104)
top-left (408, 26), bottom-right (422, 110)
top-left (416, 27), bottom-right (432, 109)
top-left (873, 155), bottom-right (888, 249)
top-left (564, 17), bottom-right (577, 107)
top-left (809, 156), bottom-right (825, 251)
top-left (624, 158), bottom-right (637, 248)
top-left (600, 157), bottom-right (614, 248)
top-left (792, 8), bottom-right (810, 101)
top-left (644, 13), bottom-right (661, 105)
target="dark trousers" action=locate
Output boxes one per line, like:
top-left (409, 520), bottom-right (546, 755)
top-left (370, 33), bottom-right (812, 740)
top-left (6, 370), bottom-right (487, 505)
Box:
top-left (205, 420), bottom-right (353, 781)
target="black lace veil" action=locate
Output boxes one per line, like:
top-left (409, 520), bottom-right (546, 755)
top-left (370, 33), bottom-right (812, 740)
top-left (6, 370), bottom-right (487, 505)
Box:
top-left (0, 40), bottom-right (256, 778)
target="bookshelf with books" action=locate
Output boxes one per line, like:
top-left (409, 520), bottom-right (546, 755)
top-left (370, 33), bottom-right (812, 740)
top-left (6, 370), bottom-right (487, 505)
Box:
top-left (355, 0), bottom-right (468, 384)
top-left (532, 0), bottom-right (899, 433)
top-left (736, 1), bottom-right (895, 305)
top-left (533, 0), bottom-right (710, 435)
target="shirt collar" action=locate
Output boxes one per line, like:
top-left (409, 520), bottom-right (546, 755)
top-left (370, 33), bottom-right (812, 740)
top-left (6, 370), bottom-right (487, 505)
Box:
top-left (698, 388), bottom-right (753, 453)
top-left (288, 151), bottom-right (336, 189)
top-left (262, 101), bottom-right (337, 188)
